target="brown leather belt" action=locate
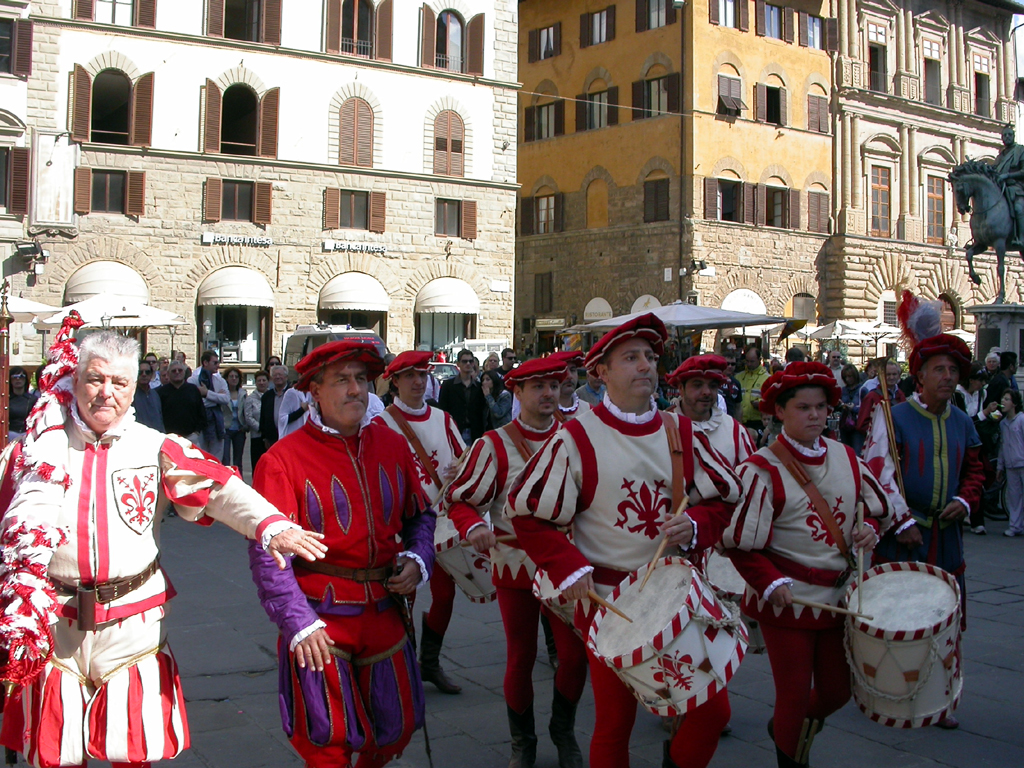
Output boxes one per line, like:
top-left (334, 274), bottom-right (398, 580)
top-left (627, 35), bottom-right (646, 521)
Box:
top-left (294, 560), bottom-right (394, 582)
top-left (53, 559), bottom-right (161, 631)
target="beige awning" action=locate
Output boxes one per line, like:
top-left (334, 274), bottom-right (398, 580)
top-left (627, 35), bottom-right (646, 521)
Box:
top-left (65, 261), bottom-right (149, 304)
top-left (414, 277), bottom-right (480, 314)
top-left (319, 272), bottom-right (390, 312)
top-left (197, 266), bottom-right (275, 307)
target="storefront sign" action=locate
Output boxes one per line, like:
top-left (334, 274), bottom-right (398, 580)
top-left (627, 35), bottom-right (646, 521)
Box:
top-left (322, 240), bottom-right (387, 255)
top-left (202, 233), bottom-right (274, 247)
top-left (535, 317), bottom-right (565, 330)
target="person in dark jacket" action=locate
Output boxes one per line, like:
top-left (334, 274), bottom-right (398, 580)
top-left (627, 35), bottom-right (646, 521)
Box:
top-left (438, 348), bottom-right (488, 443)
top-left (984, 351), bottom-right (1018, 410)
top-left (258, 364), bottom-right (290, 453)
top-left (132, 359), bottom-right (165, 432)
top-left (8, 366), bottom-right (38, 440)
top-left (157, 361), bottom-right (206, 441)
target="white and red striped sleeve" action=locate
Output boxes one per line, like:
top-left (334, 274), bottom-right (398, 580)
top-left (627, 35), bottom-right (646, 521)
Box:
top-left (850, 449), bottom-right (895, 535)
top-left (442, 434), bottom-right (505, 537)
top-left (723, 459), bottom-right (778, 552)
top-left (691, 431), bottom-right (742, 506)
top-left (734, 418), bottom-right (756, 464)
top-left (444, 411), bottom-right (467, 458)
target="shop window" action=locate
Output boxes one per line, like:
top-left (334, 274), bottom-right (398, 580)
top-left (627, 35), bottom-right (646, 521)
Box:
top-left (200, 304), bottom-right (268, 364)
top-left (91, 70), bottom-right (132, 145)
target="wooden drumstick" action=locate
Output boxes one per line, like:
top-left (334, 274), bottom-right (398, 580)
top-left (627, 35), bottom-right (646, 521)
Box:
top-left (588, 590), bottom-right (633, 623)
top-left (856, 501), bottom-right (865, 615)
top-left (639, 494), bottom-right (690, 592)
top-left (460, 534), bottom-right (518, 548)
top-left (790, 596), bottom-right (873, 621)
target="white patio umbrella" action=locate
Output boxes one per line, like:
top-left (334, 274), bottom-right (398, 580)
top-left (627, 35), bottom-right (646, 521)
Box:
top-left (37, 293), bottom-right (185, 330)
top-left (5, 296), bottom-right (60, 323)
top-left (572, 301), bottom-right (786, 333)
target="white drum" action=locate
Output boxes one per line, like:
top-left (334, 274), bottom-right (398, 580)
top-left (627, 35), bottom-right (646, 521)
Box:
top-left (844, 562), bottom-right (963, 728)
top-left (586, 557), bottom-right (748, 716)
top-left (433, 514), bottom-right (496, 604)
top-left (532, 569), bottom-right (579, 637)
top-left (704, 550), bottom-right (766, 654)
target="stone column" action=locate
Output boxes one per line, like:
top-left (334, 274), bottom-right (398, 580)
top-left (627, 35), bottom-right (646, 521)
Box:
top-left (896, 11), bottom-right (906, 72)
top-left (900, 125), bottom-right (910, 220)
top-left (838, 0), bottom-right (848, 58)
top-left (842, 114), bottom-right (852, 210)
top-left (909, 127), bottom-right (918, 216)
top-left (851, 114), bottom-right (862, 209)
top-left (848, 0), bottom-right (858, 59)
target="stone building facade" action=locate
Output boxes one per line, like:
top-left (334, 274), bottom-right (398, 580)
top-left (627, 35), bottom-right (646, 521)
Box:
top-left (3, 0), bottom-right (518, 371)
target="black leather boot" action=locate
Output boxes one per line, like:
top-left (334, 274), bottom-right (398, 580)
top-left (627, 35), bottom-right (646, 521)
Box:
top-left (507, 704), bottom-right (538, 768)
top-left (548, 690), bottom-right (583, 768)
top-left (662, 740), bottom-right (679, 768)
top-left (776, 745), bottom-right (805, 768)
top-left (418, 615), bottom-right (462, 694)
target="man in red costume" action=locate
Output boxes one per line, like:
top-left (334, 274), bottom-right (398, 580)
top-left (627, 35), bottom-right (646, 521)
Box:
top-left (249, 340), bottom-right (437, 768)
top-left (373, 350), bottom-right (465, 695)
top-left (549, 351), bottom-right (591, 422)
top-left (507, 315), bottom-right (742, 768)
top-left (443, 357), bottom-right (588, 768)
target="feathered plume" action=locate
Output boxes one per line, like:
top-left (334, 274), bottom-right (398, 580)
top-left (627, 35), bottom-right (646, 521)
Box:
top-left (897, 290), bottom-right (943, 350)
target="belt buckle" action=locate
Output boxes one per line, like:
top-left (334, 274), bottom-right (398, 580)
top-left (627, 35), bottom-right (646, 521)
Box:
top-left (76, 586), bottom-right (97, 632)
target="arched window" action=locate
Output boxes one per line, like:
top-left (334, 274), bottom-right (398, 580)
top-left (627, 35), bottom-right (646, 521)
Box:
top-left (342, 0), bottom-right (374, 56)
top-left (433, 110), bottom-right (464, 177)
top-left (939, 294), bottom-right (959, 330)
top-left (339, 97), bottom-right (373, 167)
top-left (436, 11), bottom-right (464, 72)
top-left (91, 69), bottom-right (132, 145)
top-left (792, 293), bottom-right (816, 322)
top-left (643, 170), bottom-right (670, 222)
top-left (587, 178), bottom-right (609, 228)
top-left (716, 66), bottom-right (744, 117)
top-left (220, 84), bottom-right (259, 155)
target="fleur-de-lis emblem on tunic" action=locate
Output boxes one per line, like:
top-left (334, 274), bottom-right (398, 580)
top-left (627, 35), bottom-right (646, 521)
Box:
top-left (113, 468), bottom-right (158, 534)
top-left (616, 479), bottom-right (671, 539)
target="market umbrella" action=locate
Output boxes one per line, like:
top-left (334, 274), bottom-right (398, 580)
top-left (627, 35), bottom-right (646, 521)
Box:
top-left (5, 296), bottom-right (60, 323)
top-left (574, 301), bottom-right (786, 333)
top-left (37, 293), bottom-right (185, 329)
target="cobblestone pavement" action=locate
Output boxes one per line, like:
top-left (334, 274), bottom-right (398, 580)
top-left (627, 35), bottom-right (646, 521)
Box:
top-left (15, 514), bottom-right (1023, 768)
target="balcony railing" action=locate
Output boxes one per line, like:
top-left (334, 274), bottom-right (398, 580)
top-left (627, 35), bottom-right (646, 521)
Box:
top-left (435, 53), bottom-right (464, 73)
top-left (975, 97), bottom-right (991, 118)
top-left (869, 70), bottom-right (888, 93)
top-left (341, 37), bottom-right (372, 57)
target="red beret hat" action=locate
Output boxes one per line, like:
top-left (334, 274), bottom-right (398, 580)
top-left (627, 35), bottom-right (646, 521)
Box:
top-left (295, 339), bottom-right (384, 392)
top-left (503, 357), bottom-right (569, 391)
top-left (384, 350), bottom-right (434, 380)
top-left (758, 361), bottom-right (841, 414)
top-left (909, 334), bottom-right (972, 381)
top-left (548, 350), bottom-right (585, 368)
top-left (666, 355), bottom-right (728, 388)
top-left (583, 313), bottom-right (667, 372)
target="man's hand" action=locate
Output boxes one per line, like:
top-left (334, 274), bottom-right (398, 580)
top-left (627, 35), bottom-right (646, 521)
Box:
top-left (562, 572), bottom-right (595, 602)
top-left (939, 499), bottom-right (968, 521)
top-left (768, 584), bottom-right (793, 608)
top-left (197, 384), bottom-right (209, 397)
top-left (386, 557), bottom-right (420, 595)
top-left (440, 462), bottom-right (459, 483)
top-left (294, 628), bottom-right (334, 671)
top-left (268, 529), bottom-right (328, 569)
top-left (896, 523), bottom-right (924, 548)
top-left (662, 514), bottom-right (694, 549)
top-left (852, 522), bottom-right (878, 553)
top-left (467, 525), bottom-right (497, 553)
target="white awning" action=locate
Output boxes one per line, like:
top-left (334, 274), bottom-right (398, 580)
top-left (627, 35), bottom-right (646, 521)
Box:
top-left (65, 261), bottom-right (149, 304)
top-left (415, 277), bottom-right (480, 315)
top-left (319, 272), bottom-right (390, 312)
top-left (197, 266), bottom-right (275, 307)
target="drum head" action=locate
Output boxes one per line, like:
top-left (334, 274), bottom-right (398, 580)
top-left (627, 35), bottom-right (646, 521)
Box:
top-left (853, 567), bottom-right (958, 635)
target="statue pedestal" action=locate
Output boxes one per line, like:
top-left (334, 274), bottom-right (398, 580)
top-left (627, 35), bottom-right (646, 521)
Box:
top-left (968, 304), bottom-right (1024, 383)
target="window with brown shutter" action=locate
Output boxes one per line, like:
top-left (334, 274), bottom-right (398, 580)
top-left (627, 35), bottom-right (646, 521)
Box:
top-left (580, 13), bottom-right (592, 48)
top-left (462, 200), bottom-right (477, 240)
top-left (376, 0), bottom-right (394, 61)
top-left (71, 65), bottom-right (93, 143)
top-left (632, 80), bottom-right (645, 120)
top-left (606, 5), bottom-right (617, 40)
top-left (738, 0), bottom-right (750, 31)
top-left (755, 0), bottom-right (766, 35)
top-left (136, 0), bottom-right (158, 28)
top-left (535, 272), bottom-right (553, 314)
top-left (263, 0), bottom-right (282, 45)
top-left (783, 8), bottom-right (795, 43)
top-left (644, 178), bottom-right (670, 222)
top-left (717, 75), bottom-right (745, 116)
top-left (467, 14), bottom-right (484, 76)
top-left (667, 72), bottom-right (681, 113)
top-left (807, 94), bottom-right (818, 132)
top-left (778, 87), bottom-right (787, 126)
top-left (421, 5), bottom-right (436, 68)
top-left (798, 11), bottom-right (808, 46)
top-left (553, 100), bottom-right (565, 135)
top-left (204, 177), bottom-right (222, 222)
top-left (204, 80), bottom-right (222, 153)
top-left (254, 181), bottom-right (272, 225)
top-left (125, 171), bottom-right (146, 217)
top-left (131, 72), bottom-right (154, 147)
top-left (368, 190), bottom-right (386, 233)
top-left (524, 106), bottom-right (536, 142)
top-left (703, 178), bottom-right (719, 220)
top-left (788, 188), bottom-right (800, 229)
top-left (710, 0), bottom-right (720, 25)
top-left (259, 87), bottom-right (280, 158)
top-left (520, 196), bottom-right (534, 235)
top-left (528, 29), bottom-right (540, 63)
top-left (433, 110), bottom-right (464, 176)
top-left (754, 83), bottom-right (767, 122)
top-left (808, 190), bottom-right (829, 233)
top-left (575, 95), bottom-right (587, 132)
top-left (606, 86), bottom-right (619, 126)
top-left (207, 0), bottom-right (225, 37)
top-left (635, 0), bottom-right (647, 33)
top-left (75, 0), bottom-right (95, 20)
top-left (554, 192), bottom-right (565, 232)
top-left (7, 147), bottom-right (30, 216)
top-left (326, 0), bottom-right (342, 53)
top-left (825, 18), bottom-right (838, 52)
top-left (12, 20), bottom-right (32, 77)
top-left (755, 184), bottom-right (766, 226)
top-left (74, 167), bottom-right (92, 215)
top-left (324, 188), bottom-right (341, 229)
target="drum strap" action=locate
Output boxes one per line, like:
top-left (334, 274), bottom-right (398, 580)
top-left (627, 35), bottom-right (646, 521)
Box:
top-left (553, 409), bottom-right (567, 424)
top-left (663, 414), bottom-right (686, 514)
top-left (503, 421), bottom-right (535, 463)
top-left (386, 405), bottom-right (443, 490)
top-left (769, 440), bottom-right (850, 560)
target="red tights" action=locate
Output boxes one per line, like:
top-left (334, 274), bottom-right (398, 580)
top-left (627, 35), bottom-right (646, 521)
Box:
top-left (423, 566), bottom-right (456, 636)
top-left (495, 586), bottom-right (588, 714)
top-left (587, 650), bottom-right (729, 768)
top-left (760, 623), bottom-right (851, 760)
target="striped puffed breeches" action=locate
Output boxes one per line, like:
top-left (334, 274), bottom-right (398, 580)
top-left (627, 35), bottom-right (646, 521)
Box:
top-left (0, 605), bottom-right (189, 768)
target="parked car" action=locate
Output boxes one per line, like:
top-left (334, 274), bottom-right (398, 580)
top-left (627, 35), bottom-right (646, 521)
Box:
top-left (429, 362), bottom-right (458, 382)
top-left (283, 324), bottom-right (387, 383)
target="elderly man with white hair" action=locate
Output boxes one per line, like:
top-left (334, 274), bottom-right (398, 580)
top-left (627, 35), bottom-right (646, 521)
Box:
top-left (0, 326), bottom-right (327, 768)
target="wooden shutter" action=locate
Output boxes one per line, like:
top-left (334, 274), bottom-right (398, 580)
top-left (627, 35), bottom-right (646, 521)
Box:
top-left (807, 191), bottom-right (820, 233)
top-left (528, 29), bottom-right (540, 63)
top-left (632, 80), bottom-right (646, 120)
top-left (520, 196), bottom-right (534, 235)
top-left (552, 22), bottom-right (562, 56)
top-left (369, 191), bottom-right (386, 233)
top-left (263, 0), bottom-right (282, 45)
top-left (635, 0), bottom-right (647, 33)
top-left (7, 147), bottom-right (30, 217)
top-left (755, 0), bottom-right (766, 35)
top-left (717, 73), bottom-right (729, 109)
top-left (607, 86), bottom-right (619, 126)
top-left (818, 96), bottom-right (829, 133)
top-left (71, 65), bottom-right (92, 143)
top-left (666, 2), bottom-right (677, 24)
top-left (667, 72), bottom-right (681, 113)
top-left (467, 14), bottom-right (485, 76)
top-left (340, 98), bottom-right (356, 165)
top-left (449, 113), bottom-right (464, 176)
top-left (254, 182), bottom-right (272, 225)
top-left (326, 0), bottom-right (342, 53)
top-left (755, 83), bottom-right (767, 122)
top-left (798, 11), bottom-right (809, 46)
top-left (643, 182), bottom-right (657, 221)
top-left (204, 177), bottom-right (222, 221)
top-left (779, 88), bottom-right (787, 126)
top-left (554, 100), bottom-right (565, 135)
top-left (743, 182), bottom-right (757, 224)
top-left (819, 192), bottom-right (830, 232)
top-left (324, 188), bottom-right (341, 229)
top-left (575, 95), bottom-right (587, 132)
top-left (259, 87), bottom-right (280, 158)
top-left (825, 18), bottom-right (839, 52)
top-left (376, 0), bottom-right (394, 61)
top-left (731, 76), bottom-right (742, 101)
top-left (807, 93), bottom-right (819, 132)
top-left (433, 111), bottom-right (448, 173)
top-left (607, 5), bottom-right (616, 40)
top-left (580, 13), bottom-right (591, 48)
top-left (524, 106), bottom-right (536, 142)
top-left (710, 0), bottom-right (720, 25)
top-left (204, 79), bottom-right (222, 153)
top-left (703, 177), bottom-right (718, 220)
top-left (554, 193), bottom-right (565, 232)
top-left (12, 20), bottom-right (32, 77)
top-left (784, 8), bottom-right (795, 43)
top-left (755, 184), bottom-right (766, 226)
top-left (462, 200), bottom-right (477, 240)
top-left (136, 0), bottom-right (157, 28)
top-left (356, 98), bottom-right (373, 167)
top-left (74, 167), bottom-right (92, 215)
top-left (421, 5), bottom-right (436, 68)
top-left (125, 171), bottom-right (146, 217)
top-left (208, 0), bottom-right (225, 37)
top-left (75, 0), bottom-right (95, 21)
top-left (737, 0), bottom-right (750, 32)
top-left (131, 72), bottom-right (154, 147)
top-left (788, 189), bottom-right (800, 229)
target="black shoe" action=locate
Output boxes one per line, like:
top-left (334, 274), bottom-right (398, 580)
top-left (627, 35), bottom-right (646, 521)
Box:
top-left (663, 740), bottom-right (679, 768)
top-left (776, 745), bottom-right (805, 768)
top-left (418, 615), bottom-right (462, 694)
top-left (507, 704), bottom-right (538, 768)
top-left (548, 690), bottom-right (583, 768)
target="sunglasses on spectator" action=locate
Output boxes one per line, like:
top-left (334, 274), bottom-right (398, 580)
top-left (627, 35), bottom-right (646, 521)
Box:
top-left (11, 373), bottom-right (26, 379)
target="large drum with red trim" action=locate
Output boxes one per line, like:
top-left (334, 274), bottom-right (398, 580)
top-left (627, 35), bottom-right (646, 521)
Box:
top-left (532, 569), bottom-right (579, 637)
top-left (433, 514), bottom-right (496, 604)
top-left (586, 557), bottom-right (748, 716)
top-left (704, 550), bottom-right (766, 654)
top-left (844, 562), bottom-right (962, 728)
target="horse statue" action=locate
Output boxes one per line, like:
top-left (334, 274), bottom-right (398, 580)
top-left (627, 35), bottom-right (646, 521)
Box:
top-left (948, 159), bottom-right (1021, 304)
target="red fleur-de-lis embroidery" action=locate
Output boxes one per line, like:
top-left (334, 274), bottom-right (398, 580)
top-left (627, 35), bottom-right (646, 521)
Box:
top-left (616, 479), bottom-right (671, 539)
top-left (118, 473), bottom-right (156, 527)
top-left (653, 653), bottom-right (695, 691)
top-left (806, 498), bottom-right (847, 546)
top-left (414, 450), bottom-right (441, 487)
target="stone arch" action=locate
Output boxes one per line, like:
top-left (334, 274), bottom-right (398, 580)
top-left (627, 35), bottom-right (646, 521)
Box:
top-left (307, 253), bottom-right (403, 298)
top-left (864, 252), bottom-right (917, 306)
top-left (918, 257), bottom-right (974, 310)
top-left (863, 132), bottom-right (902, 155)
top-left (403, 261), bottom-right (490, 303)
top-left (640, 52), bottom-right (675, 79)
top-left (758, 163), bottom-right (793, 187)
top-left (803, 73), bottom-right (829, 96)
top-left (802, 170), bottom-right (830, 191)
top-left (712, 51), bottom-right (747, 84)
top-left (636, 156), bottom-right (675, 186)
top-left (184, 250), bottom-right (278, 297)
top-left (529, 175), bottom-right (560, 196)
top-left (214, 66), bottom-right (269, 97)
top-left (83, 51), bottom-right (142, 81)
top-left (0, 108), bottom-right (27, 135)
top-left (757, 62), bottom-right (790, 87)
top-left (580, 165), bottom-right (616, 191)
top-left (328, 83), bottom-right (385, 168)
top-left (531, 79), bottom-right (559, 106)
top-left (783, 273), bottom-right (820, 310)
top-left (425, 0), bottom-right (472, 19)
top-left (918, 145), bottom-right (957, 166)
top-left (583, 66), bottom-right (614, 93)
top-left (707, 270), bottom-right (784, 315)
top-left (43, 237), bottom-right (163, 306)
top-left (423, 96), bottom-right (474, 176)
top-left (710, 156), bottom-right (748, 180)
top-left (628, 275), bottom-right (674, 308)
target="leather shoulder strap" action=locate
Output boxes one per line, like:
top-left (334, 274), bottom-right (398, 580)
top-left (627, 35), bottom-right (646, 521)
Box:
top-left (386, 405), bottom-right (443, 489)
top-left (663, 413), bottom-right (686, 514)
top-left (769, 439), bottom-right (849, 559)
top-left (502, 421), bottom-right (535, 463)
top-left (553, 409), bottom-right (567, 423)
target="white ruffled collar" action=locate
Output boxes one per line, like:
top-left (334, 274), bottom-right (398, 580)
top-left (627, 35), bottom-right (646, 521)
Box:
top-left (603, 393), bottom-right (658, 424)
top-left (393, 398), bottom-right (428, 417)
top-left (559, 392), bottom-right (580, 413)
top-left (781, 428), bottom-right (826, 457)
top-left (688, 406), bottom-right (725, 433)
top-left (516, 417), bottom-right (556, 436)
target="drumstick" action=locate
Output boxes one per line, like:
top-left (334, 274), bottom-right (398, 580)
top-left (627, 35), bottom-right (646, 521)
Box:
top-left (460, 534), bottom-right (518, 548)
top-left (639, 494), bottom-right (690, 592)
top-left (856, 501), bottom-right (865, 615)
top-left (790, 596), bottom-right (873, 621)
top-left (587, 590), bottom-right (633, 623)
